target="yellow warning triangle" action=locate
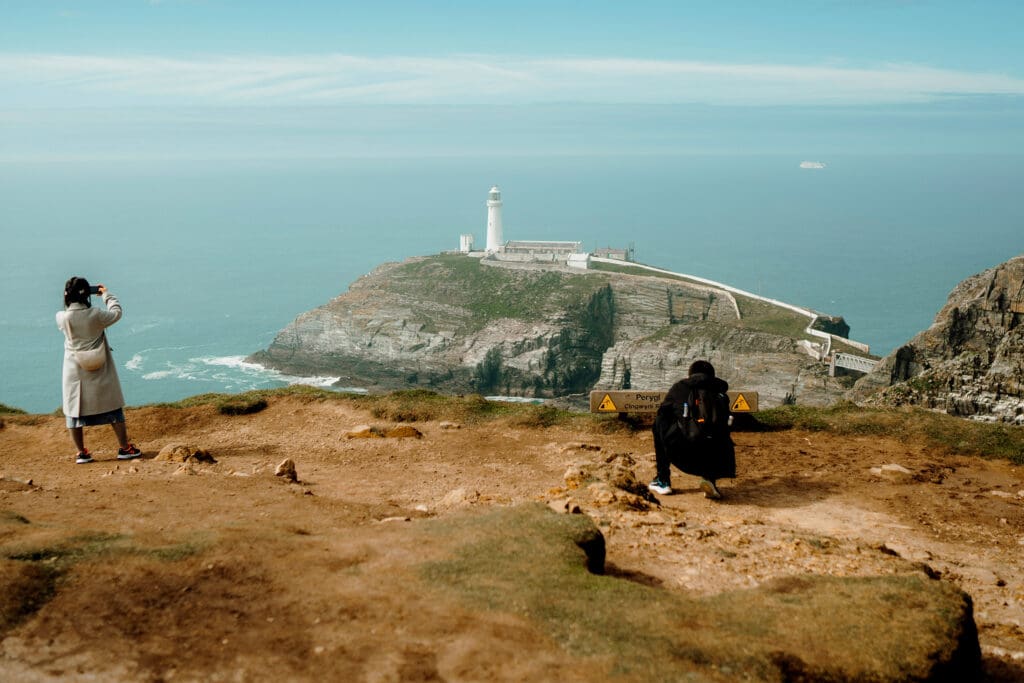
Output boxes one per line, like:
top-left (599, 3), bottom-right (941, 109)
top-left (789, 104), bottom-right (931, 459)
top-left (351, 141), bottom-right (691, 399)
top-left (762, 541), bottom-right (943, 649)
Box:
top-left (731, 393), bottom-right (751, 412)
top-left (597, 394), bottom-right (618, 411)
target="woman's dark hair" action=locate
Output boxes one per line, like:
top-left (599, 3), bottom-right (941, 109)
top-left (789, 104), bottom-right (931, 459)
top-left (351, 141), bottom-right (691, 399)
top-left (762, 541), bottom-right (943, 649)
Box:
top-left (688, 359), bottom-right (715, 377)
top-left (64, 276), bottom-right (92, 308)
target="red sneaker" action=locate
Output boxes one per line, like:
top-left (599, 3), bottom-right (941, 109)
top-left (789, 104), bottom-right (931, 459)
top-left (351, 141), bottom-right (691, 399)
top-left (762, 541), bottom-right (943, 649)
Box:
top-left (117, 444), bottom-right (142, 460)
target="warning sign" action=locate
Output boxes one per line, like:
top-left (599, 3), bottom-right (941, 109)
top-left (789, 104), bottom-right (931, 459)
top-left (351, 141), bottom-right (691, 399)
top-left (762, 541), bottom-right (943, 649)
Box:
top-left (589, 390), bottom-right (757, 413)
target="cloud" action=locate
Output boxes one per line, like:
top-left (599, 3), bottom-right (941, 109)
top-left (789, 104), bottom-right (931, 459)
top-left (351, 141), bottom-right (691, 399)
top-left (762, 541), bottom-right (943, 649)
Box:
top-left (2, 53), bottom-right (1023, 108)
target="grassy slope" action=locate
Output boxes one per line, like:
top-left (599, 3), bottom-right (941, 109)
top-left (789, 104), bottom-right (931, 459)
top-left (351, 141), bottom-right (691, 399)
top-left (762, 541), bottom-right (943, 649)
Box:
top-left (388, 255), bottom-right (611, 333)
top-left (420, 504), bottom-right (978, 681)
top-left (144, 387), bottom-right (1024, 465)
top-left (590, 260), bottom-right (815, 341)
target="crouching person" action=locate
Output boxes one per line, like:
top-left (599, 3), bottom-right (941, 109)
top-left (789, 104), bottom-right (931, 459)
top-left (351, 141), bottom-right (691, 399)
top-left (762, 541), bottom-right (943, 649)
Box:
top-left (648, 359), bottom-right (735, 499)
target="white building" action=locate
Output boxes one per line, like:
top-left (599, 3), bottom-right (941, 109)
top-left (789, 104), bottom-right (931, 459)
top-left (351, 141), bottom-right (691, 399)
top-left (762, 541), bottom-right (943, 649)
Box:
top-left (485, 186), bottom-right (503, 253)
top-left (458, 186), bottom-right (604, 266)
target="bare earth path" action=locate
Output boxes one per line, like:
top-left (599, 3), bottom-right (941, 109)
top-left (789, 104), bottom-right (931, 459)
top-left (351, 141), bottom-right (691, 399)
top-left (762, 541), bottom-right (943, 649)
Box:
top-left (1, 396), bottom-right (1022, 681)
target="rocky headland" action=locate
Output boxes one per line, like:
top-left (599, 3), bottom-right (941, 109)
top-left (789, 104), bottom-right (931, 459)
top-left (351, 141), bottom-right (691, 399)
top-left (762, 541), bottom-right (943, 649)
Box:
top-left (250, 254), bottom-right (859, 407)
top-left (854, 254), bottom-right (1024, 423)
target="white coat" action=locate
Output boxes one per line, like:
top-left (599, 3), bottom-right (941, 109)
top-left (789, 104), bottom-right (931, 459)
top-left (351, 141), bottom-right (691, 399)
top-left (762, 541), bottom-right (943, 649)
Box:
top-left (56, 292), bottom-right (126, 418)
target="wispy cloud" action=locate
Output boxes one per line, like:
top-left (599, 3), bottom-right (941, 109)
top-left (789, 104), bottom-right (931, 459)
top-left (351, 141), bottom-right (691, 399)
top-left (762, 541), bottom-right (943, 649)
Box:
top-left (2, 53), bottom-right (1023, 107)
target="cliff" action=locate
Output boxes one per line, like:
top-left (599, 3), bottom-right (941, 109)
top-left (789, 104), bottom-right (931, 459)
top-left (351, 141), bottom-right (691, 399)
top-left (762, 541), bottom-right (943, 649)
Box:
top-left (251, 254), bottom-right (853, 407)
top-left (852, 254), bottom-right (1024, 423)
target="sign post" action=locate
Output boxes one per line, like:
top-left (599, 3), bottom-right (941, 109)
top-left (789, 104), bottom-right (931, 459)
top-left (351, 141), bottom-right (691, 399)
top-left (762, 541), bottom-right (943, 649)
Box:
top-left (589, 390), bottom-right (758, 414)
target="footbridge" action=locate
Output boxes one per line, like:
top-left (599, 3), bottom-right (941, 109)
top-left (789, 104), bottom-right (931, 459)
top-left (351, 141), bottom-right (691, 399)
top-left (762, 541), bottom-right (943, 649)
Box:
top-left (830, 352), bottom-right (880, 376)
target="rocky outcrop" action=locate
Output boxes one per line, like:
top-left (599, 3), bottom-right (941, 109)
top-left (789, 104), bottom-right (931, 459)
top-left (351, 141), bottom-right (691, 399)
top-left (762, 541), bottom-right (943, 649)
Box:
top-left (251, 254), bottom-right (853, 407)
top-left (853, 254), bottom-right (1024, 422)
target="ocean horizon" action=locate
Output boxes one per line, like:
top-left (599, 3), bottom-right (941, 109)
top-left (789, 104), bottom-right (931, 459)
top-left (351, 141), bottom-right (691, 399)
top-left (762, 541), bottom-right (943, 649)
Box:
top-left (3, 153), bottom-right (1022, 414)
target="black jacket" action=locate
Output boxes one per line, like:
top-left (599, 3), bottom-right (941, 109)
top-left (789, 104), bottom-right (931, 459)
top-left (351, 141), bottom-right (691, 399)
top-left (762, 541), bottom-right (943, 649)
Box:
top-left (653, 372), bottom-right (736, 480)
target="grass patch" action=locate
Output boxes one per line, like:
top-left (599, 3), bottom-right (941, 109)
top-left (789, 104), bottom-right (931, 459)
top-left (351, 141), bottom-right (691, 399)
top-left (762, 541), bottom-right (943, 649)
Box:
top-left (418, 504), bottom-right (978, 680)
top-left (216, 395), bottom-right (268, 415)
top-left (0, 402), bottom-right (26, 415)
top-left (0, 511), bottom-right (31, 525)
top-left (733, 294), bottom-right (815, 339)
top-left (0, 532), bottom-right (207, 638)
top-left (149, 385), bottom-right (343, 411)
top-left (4, 532), bottom-right (206, 571)
top-left (394, 254), bottom-right (611, 332)
top-left (591, 259), bottom-right (818, 341)
top-left (0, 559), bottom-right (58, 635)
top-left (353, 389), bottom-right (581, 428)
top-left (756, 402), bottom-right (1024, 464)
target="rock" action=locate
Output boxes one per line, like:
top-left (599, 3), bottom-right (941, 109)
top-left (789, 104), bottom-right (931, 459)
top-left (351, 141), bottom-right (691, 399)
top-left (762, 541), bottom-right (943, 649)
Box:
top-left (854, 254), bottom-right (1024, 422)
top-left (547, 498), bottom-right (582, 514)
top-left (588, 483), bottom-right (617, 506)
top-left (345, 425), bottom-right (383, 439)
top-left (173, 464), bottom-right (196, 476)
top-left (560, 443), bottom-right (603, 454)
top-left (156, 444), bottom-right (216, 464)
top-left (870, 463), bottom-right (914, 482)
top-left (988, 490), bottom-right (1013, 499)
top-left (879, 542), bottom-right (932, 562)
top-left (385, 425), bottom-right (422, 439)
top-left (248, 255), bottom-right (852, 408)
top-left (439, 487), bottom-right (479, 509)
top-left (275, 458), bottom-right (298, 482)
top-left (438, 421), bottom-right (462, 430)
top-left (563, 463), bottom-right (591, 489)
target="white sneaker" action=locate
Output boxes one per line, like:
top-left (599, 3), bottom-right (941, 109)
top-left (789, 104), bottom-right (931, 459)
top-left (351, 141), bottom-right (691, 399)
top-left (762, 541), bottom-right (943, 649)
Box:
top-left (75, 452), bottom-right (94, 465)
top-left (648, 480), bottom-right (672, 496)
top-left (700, 479), bottom-right (722, 500)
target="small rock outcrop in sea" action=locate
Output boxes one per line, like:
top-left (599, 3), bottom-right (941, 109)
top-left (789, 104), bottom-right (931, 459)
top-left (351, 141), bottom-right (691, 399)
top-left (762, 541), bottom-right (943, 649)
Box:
top-left (250, 254), bottom-right (856, 407)
top-left (853, 254), bottom-right (1024, 422)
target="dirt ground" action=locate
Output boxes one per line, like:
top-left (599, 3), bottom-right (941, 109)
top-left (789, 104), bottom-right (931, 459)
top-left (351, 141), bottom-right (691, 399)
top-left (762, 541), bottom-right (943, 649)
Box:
top-left (1, 396), bottom-right (1023, 681)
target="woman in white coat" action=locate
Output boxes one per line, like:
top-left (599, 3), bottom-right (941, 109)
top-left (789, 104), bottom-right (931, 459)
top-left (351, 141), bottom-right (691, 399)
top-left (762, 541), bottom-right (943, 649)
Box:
top-left (57, 276), bottom-right (141, 464)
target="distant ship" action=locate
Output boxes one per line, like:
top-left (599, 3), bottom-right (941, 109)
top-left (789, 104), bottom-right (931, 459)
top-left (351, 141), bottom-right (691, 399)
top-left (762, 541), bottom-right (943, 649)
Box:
top-left (799, 161), bottom-right (826, 169)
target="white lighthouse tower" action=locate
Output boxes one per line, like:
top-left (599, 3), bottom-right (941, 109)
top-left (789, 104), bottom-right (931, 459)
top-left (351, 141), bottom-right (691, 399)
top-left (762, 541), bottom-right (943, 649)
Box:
top-left (485, 185), bottom-right (503, 253)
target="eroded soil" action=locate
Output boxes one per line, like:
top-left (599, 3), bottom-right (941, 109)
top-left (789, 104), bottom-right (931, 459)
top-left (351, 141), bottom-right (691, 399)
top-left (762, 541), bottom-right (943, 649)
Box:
top-left (1, 397), bottom-right (1022, 681)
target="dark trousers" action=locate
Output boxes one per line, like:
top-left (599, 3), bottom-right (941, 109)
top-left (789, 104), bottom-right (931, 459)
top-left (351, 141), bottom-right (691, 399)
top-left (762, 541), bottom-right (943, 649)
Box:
top-left (652, 408), bottom-right (736, 483)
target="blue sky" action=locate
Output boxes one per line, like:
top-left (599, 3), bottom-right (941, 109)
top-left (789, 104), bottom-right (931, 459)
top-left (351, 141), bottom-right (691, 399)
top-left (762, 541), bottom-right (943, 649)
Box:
top-left (2, 1), bottom-right (1023, 159)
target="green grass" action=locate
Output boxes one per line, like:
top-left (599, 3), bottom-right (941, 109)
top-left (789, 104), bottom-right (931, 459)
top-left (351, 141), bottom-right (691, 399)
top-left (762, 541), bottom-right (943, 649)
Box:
top-left (0, 402), bottom-right (26, 415)
top-left (395, 254), bottom-right (611, 331)
top-left (417, 504), bottom-right (978, 681)
top-left (591, 259), bottom-right (819, 341)
top-left (150, 385), bottom-right (615, 430)
top-left (0, 560), bottom-right (58, 635)
top-left (4, 532), bottom-right (206, 569)
top-left (756, 402), bottom-right (1024, 464)
top-left (1, 531), bottom-right (207, 637)
top-left (149, 385), bottom-right (342, 411)
top-left (732, 294), bottom-right (815, 339)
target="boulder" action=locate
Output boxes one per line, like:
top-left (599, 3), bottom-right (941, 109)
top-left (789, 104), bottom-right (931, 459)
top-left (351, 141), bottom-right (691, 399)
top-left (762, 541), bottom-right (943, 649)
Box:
top-left (345, 425), bottom-right (384, 439)
top-left (275, 458), bottom-right (298, 482)
top-left (869, 463), bottom-right (915, 482)
top-left (155, 444), bottom-right (216, 464)
top-left (385, 425), bottom-right (423, 439)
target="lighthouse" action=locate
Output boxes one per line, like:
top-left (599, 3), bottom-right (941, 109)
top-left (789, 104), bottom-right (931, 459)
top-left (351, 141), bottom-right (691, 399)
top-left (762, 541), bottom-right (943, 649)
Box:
top-left (485, 186), bottom-right (503, 253)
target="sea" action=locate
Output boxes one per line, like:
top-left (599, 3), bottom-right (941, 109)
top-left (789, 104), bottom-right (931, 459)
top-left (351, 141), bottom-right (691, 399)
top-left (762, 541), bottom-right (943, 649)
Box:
top-left (2, 154), bottom-right (1022, 414)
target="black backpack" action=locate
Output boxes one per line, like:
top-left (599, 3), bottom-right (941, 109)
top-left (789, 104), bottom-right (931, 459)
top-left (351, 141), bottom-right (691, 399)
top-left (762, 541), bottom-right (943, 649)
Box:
top-left (664, 384), bottom-right (732, 447)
